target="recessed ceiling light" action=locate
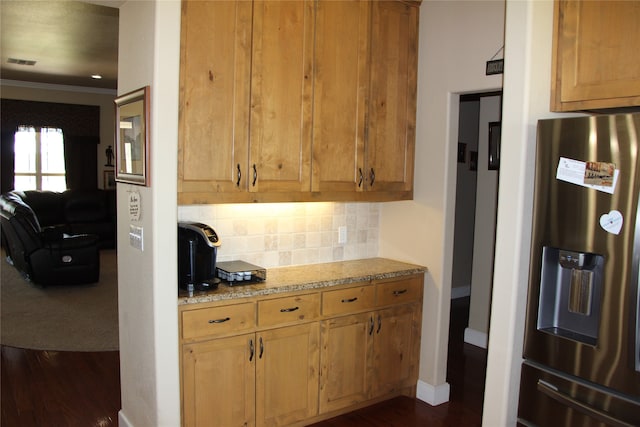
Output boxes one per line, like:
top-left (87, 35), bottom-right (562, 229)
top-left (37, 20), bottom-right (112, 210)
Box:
top-left (91, 74), bottom-right (103, 79)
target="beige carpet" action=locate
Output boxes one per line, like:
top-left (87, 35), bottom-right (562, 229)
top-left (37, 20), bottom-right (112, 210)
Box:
top-left (1, 249), bottom-right (119, 351)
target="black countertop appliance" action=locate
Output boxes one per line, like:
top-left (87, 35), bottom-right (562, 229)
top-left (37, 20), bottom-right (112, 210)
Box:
top-left (178, 222), bottom-right (221, 291)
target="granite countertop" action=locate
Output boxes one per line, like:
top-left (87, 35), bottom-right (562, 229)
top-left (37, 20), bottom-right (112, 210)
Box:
top-left (178, 257), bottom-right (427, 305)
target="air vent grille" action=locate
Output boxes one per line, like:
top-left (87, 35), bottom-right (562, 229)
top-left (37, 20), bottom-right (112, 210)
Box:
top-left (7, 58), bottom-right (37, 66)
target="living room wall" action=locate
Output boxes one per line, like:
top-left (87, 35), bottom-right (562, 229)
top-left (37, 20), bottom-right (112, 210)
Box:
top-left (0, 81), bottom-right (116, 190)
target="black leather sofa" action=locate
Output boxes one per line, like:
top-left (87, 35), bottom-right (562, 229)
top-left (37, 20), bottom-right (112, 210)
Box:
top-left (6, 189), bottom-right (117, 249)
top-left (0, 191), bottom-right (101, 286)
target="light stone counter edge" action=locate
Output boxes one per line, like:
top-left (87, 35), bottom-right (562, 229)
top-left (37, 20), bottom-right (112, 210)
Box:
top-left (178, 257), bottom-right (427, 305)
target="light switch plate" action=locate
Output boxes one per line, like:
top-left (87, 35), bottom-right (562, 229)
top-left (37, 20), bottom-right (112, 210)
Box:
top-left (129, 224), bottom-right (144, 251)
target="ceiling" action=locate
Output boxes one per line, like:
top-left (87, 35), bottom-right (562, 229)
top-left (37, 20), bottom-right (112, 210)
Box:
top-left (1, 1), bottom-right (120, 90)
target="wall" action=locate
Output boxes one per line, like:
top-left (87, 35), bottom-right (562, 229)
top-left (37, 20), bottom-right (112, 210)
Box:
top-left (483, 0), bottom-right (582, 424)
top-left (116, 1), bottom-right (180, 426)
top-left (379, 0), bottom-right (505, 405)
top-left (178, 202), bottom-right (379, 268)
top-left (466, 94), bottom-right (501, 349)
top-left (451, 100), bottom-right (479, 298)
top-left (0, 82), bottom-right (116, 188)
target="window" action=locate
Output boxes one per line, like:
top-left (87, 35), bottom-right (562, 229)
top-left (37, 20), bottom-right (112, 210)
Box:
top-left (14, 126), bottom-right (67, 192)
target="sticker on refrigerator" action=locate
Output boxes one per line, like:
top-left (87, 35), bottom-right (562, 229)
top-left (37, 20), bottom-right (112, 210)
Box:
top-left (599, 210), bottom-right (623, 235)
top-left (556, 157), bottom-right (619, 194)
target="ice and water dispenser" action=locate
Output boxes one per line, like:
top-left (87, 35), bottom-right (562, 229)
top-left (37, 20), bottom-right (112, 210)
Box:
top-left (537, 246), bottom-right (604, 346)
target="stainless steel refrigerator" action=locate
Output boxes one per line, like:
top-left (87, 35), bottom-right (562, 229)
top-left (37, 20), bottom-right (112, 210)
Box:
top-left (518, 113), bottom-right (640, 426)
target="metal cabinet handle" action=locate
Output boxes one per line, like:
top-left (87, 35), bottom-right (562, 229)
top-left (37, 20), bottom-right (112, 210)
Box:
top-left (393, 289), bottom-right (408, 296)
top-left (280, 306), bottom-right (299, 313)
top-left (236, 164), bottom-right (241, 187)
top-left (358, 168), bottom-right (364, 187)
top-left (341, 297), bottom-right (358, 303)
top-left (259, 337), bottom-right (264, 359)
top-left (369, 316), bottom-right (374, 335)
top-left (208, 317), bottom-right (230, 324)
top-left (370, 168), bottom-right (375, 186)
top-left (377, 314), bottom-right (382, 334)
top-left (252, 164), bottom-right (257, 187)
top-left (537, 380), bottom-right (635, 427)
top-left (249, 339), bottom-right (254, 362)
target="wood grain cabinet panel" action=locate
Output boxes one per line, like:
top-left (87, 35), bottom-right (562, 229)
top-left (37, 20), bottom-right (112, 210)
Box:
top-left (182, 334), bottom-right (256, 427)
top-left (256, 323), bottom-right (320, 426)
top-left (178, 0), bottom-right (420, 204)
top-left (249, 0), bottom-right (315, 194)
top-left (311, 0), bottom-right (370, 194)
top-left (551, 0), bottom-right (640, 111)
top-left (178, 0), bottom-right (252, 196)
top-left (366, 0), bottom-right (418, 195)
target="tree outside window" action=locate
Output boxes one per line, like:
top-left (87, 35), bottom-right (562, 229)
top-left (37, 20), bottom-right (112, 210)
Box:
top-left (14, 126), bottom-right (67, 191)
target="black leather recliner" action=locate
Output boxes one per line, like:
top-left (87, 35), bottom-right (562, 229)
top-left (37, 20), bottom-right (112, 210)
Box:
top-left (0, 192), bottom-right (100, 286)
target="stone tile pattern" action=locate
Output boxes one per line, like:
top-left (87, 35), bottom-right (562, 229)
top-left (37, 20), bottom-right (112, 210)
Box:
top-left (178, 202), bottom-right (380, 268)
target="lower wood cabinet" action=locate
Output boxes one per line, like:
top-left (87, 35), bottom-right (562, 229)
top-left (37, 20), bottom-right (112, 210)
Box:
top-left (319, 302), bottom-right (421, 413)
top-left (182, 333), bottom-right (256, 427)
top-left (179, 273), bottom-right (423, 427)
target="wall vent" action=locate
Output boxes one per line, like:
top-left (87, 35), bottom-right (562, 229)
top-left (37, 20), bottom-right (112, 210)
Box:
top-left (7, 58), bottom-right (37, 66)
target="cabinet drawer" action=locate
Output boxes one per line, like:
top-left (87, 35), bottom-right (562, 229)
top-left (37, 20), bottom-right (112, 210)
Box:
top-left (258, 293), bottom-right (320, 327)
top-left (322, 285), bottom-right (375, 316)
top-left (181, 302), bottom-right (255, 341)
top-left (376, 275), bottom-right (422, 307)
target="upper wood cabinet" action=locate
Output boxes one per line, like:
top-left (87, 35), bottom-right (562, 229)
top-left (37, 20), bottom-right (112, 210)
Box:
top-left (551, 0), bottom-right (640, 111)
top-left (366, 1), bottom-right (418, 195)
top-left (249, 0), bottom-right (314, 194)
top-left (178, 0), bottom-right (252, 197)
top-left (178, 0), bottom-right (420, 204)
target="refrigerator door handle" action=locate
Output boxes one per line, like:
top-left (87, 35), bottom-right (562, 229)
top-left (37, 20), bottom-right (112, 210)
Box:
top-left (632, 190), bottom-right (640, 372)
top-left (537, 380), bottom-right (635, 427)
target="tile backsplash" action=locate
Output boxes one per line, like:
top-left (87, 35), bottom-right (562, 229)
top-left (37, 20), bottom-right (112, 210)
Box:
top-left (178, 202), bottom-right (380, 268)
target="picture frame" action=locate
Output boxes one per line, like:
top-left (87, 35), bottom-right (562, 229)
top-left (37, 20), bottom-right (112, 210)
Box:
top-left (104, 170), bottom-right (116, 190)
top-left (114, 86), bottom-right (150, 186)
top-left (488, 121), bottom-right (501, 171)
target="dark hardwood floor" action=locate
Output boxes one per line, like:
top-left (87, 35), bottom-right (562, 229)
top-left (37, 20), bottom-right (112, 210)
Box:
top-left (0, 297), bottom-right (485, 426)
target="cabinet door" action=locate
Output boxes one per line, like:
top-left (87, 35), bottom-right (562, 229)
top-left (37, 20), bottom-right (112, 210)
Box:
top-left (371, 303), bottom-right (421, 398)
top-left (311, 0), bottom-right (370, 194)
top-left (178, 0), bottom-right (252, 198)
top-left (367, 1), bottom-right (418, 195)
top-left (551, 0), bottom-right (640, 111)
top-left (182, 334), bottom-right (256, 427)
top-left (250, 0), bottom-right (314, 194)
top-left (256, 323), bottom-right (319, 427)
top-left (319, 312), bottom-right (373, 413)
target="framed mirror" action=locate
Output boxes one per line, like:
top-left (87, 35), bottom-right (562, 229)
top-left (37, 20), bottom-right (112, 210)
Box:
top-left (115, 86), bottom-right (150, 186)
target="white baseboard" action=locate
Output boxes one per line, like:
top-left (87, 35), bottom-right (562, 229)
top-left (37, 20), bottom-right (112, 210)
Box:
top-left (451, 285), bottom-right (471, 299)
top-left (464, 327), bottom-right (488, 349)
top-left (416, 380), bottom-right (450, 406)
top-left (119, 410), bottom-right (133, 427)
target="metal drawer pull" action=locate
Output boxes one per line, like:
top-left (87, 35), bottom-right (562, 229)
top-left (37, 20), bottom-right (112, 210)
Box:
top-left (369, 316), bottom-right (374, 335)
top-left (358, 168), bottom-right (364, 187)
top-left (537, 380), bottom-right (635, 427)
top-left (259, 337), bottom-right (264, 359)
top-left (252, 164), bottom-right (258, 186)
top-left (236, 164), bottom-right (241, 186)
top-left (280, 306), bottom-right (299, 313)
top-left (393, 289), bottom-right (408, 296)
top-left (377, 315), bottom-right (382, 333)
top-left (208, 317), bottom-right (230, 324)
top-left (341, 297), bottom-right (358, 303)
top-left (249, 339), bottom-right (254, 362)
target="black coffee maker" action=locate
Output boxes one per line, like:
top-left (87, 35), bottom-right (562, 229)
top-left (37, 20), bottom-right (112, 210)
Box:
top-left (178, 222), bottom-right (221, 291)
